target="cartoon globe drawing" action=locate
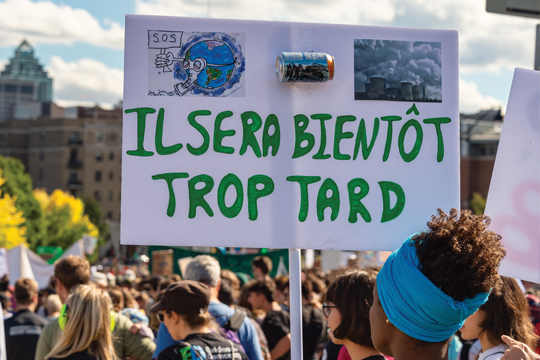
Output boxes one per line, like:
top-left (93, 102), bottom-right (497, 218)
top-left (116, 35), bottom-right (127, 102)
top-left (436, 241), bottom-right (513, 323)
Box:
top-left (181, 40), bottom-right (236, 89)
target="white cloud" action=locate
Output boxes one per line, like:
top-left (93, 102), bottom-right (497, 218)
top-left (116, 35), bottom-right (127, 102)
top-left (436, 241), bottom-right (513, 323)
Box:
top-left (459, 78), bottom-right (504, 114)
top-left (0, 0), bottom-right (124, 48)
top-left (47, 56), bottom-right (123, 108)
top-left (135, 0), bottom-right (395, 25)
top-left (135, 0), bottom-right (537, 73)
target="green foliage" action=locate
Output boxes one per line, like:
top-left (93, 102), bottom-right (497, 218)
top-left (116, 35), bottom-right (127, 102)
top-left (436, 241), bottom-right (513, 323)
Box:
top-left (42, 204), bottom-right (88, 249)
top-left (0, 156), bottom-right (46, 250)
top-left (82, 197), bottom-right (110, 264)
top-left (470, 192), bottom-right (487, 215)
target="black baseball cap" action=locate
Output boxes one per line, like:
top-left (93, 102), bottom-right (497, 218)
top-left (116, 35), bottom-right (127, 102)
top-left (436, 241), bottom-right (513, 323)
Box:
top-left (150, 280), bottom-right (210, 315)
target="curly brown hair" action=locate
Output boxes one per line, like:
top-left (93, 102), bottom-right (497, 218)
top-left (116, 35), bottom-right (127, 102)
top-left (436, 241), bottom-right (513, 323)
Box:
top-left (412, 208), bottom-right (506, 302)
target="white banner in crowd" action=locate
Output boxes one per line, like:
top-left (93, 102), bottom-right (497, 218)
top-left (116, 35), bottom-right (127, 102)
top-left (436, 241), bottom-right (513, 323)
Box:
top-left (485, 68), bottom-right (540, 283)
top-left (6, 241), bottom-right (85, 289)
top-left (0, 249), bottom-right (8, 279)
top-left (121, 15), bottom-right (460, 251)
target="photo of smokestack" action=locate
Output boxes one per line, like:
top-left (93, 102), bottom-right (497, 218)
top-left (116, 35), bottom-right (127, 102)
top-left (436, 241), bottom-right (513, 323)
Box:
top-left (354, 39), bottom-right (442, 103)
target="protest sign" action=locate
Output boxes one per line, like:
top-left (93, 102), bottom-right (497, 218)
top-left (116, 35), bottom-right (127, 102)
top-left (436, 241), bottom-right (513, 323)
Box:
top-left (484, 68), bottom-right (540, 283)
top-left (122, 15), bottom-right (459, 251)
top-left (151, 249), bottom-right (174, 276)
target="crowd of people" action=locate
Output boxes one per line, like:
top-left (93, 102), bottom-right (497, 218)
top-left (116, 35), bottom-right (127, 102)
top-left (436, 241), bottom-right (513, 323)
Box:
top-left (2, 208), bottom-right (540, 360)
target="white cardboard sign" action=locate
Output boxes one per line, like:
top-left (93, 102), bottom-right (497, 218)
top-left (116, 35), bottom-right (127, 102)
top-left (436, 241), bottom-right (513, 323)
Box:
top-left (484, 68), bottom-right (540, 283)
top-left (122, 15), bottom-right (460, 250)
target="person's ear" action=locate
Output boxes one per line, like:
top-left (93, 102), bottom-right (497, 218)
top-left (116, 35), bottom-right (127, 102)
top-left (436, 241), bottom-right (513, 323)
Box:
top-left (216, 279), bottom-right (221, 293)
top-left (172, 311), bottom-right (181, 324)
top-left (32, 293), bottom-right (38, 304)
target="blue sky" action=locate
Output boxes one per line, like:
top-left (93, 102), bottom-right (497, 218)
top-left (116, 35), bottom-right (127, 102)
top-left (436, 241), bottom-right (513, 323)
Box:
top-left (0, 0), bottom-right (537, 112)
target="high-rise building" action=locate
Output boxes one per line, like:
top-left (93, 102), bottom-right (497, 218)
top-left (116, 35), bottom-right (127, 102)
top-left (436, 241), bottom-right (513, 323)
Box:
top-left (1, 40), bottom-right (52, 101)
top-left (0, 40), bottom-right (53, 120)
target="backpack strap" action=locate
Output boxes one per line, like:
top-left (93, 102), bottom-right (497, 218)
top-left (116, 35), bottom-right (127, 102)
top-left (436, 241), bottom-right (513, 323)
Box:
top-left (224, 309), bottom-right (247, 333)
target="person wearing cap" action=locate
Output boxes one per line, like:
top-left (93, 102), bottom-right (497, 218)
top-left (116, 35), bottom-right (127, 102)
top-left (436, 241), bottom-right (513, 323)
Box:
top-left (151, 280), bottom-right (249, 360)
top-left (153, 256), bottom-right (264, 360)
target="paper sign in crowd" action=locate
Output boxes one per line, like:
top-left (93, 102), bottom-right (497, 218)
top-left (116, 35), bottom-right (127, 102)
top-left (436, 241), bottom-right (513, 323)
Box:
top-left (485, 68), bottom-right (540, 283)
top-left (122, 15), bottom-right (460, 251)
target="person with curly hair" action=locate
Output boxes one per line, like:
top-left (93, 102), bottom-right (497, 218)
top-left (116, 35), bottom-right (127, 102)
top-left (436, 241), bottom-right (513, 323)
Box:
top-left (324, 270), bottom-right (384, 360)
top-left (370, 208), bottom-right (506, 360)
top-left (460, 276), bottom-right (539, 360)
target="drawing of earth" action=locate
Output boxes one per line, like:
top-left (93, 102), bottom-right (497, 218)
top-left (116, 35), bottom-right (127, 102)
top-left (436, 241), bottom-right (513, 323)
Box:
top-left (185, 40), bottom-right (235, 89)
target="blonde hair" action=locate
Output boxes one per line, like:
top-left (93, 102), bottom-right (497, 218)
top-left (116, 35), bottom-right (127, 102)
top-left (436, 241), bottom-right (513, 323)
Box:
top-left (46, 284), bottom-right (115, 360)
top-left (44, 294), bottom-right (62, 315)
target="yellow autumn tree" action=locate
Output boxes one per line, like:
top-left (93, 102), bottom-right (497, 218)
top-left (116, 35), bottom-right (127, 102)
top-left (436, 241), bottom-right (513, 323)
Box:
top-left (34, 189), bottom-right (99, 249)
top-left (0, 170), bottom-right (26, 248)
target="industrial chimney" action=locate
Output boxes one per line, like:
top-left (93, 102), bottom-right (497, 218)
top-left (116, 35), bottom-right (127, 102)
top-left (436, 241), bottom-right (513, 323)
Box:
top-left (370, 76), bottom-right (386, 96)
top-left (401, 82), bottom-right (413, 101)
top-left (412, 85), bottom-right (420, 100)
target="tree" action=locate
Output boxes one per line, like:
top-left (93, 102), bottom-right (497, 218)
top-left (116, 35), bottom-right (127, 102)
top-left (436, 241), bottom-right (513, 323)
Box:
top-left (34, 189), bottom-right (99, 249)
top-left (0, 170), bottom-right (26, 248)
top-left (0, 156), bottom-right (45, 250)
top-left (470, 192), bottom-right (487, 215)
top-left (82, 197), bottom-right (110, 263)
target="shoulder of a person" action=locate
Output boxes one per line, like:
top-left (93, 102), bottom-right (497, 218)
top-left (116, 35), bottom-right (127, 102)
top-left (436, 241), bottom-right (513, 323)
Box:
top-left (25, 310), bottom-right (50, 325)
top-left (208, 301), bottom-right (234, 317)
top-left (159, 342), bottom-right (192, 360)
top-left (3, 314), bottom-right (14, 325)
top-left (41, 316), bottom-right (60, 334)
top-left (114, 311), bottom-right (134, 330)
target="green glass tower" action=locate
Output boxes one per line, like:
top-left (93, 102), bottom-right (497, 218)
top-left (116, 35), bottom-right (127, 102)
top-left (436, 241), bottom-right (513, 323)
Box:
top-left (0, 40), bottom-right (52, 102)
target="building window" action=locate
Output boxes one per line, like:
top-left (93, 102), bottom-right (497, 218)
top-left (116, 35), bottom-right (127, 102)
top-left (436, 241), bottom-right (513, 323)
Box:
top-left (39, 131), bottom-right (45, 141)
top-left (109, 132), bottom-right (116, 141)
top-left (5, 85), bottom-right (16, 93)
top-left (96, 131), bottom-right (103, 143)
top-left (94, 190), bottom-right (102, 201)
top-left (38, 168), bottom-right (44, 182)
top-left (69, 131), bottom-right (80, 144)
top-left (95, 151), bottom-right (103, 162)
top-left (108, 191), bottom-right (113, 201)
top-left (69, 170), bottom-right (77, 183)
top-left (471, 144), bottom-right (498, 157)
top-left (107, 211), bottom-right (113, 220)
top-left (21, 85), bottom-right (33, 94)
top-left (109, 171), bottom-right (114, 181)
top-left (109, 152), bottom-right (114, 161)
top-left (39, 151), bottom-right (44, 161)
top-left (95, 171), bottom-right (102, 182)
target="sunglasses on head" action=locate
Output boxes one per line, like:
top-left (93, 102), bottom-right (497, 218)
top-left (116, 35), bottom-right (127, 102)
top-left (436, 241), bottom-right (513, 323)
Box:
top-left (157, 310), bottom-right (171, 322)
top-left (322, 302), bottom-right (337, 318)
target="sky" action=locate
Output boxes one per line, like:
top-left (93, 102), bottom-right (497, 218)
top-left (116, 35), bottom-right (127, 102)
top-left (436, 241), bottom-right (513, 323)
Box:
top-left (0, 0), bottom-right (537, 113)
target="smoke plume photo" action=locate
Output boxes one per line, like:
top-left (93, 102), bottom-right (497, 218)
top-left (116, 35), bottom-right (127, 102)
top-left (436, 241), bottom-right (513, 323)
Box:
top-left (354, 40), bottom-right (442, 102)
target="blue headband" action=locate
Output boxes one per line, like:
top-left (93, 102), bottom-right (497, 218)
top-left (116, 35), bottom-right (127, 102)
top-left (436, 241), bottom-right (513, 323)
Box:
top-left (376, 234), bottom-right (490, 342)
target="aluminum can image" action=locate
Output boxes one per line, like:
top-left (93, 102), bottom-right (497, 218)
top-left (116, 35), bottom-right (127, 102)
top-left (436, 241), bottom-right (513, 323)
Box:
top-left (276, 52), bottom-right (334, 82)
